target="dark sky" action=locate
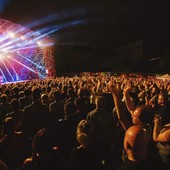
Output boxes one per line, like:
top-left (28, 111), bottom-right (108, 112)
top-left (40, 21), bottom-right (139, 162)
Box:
top-left (0, 0), bottom-right (170, 48)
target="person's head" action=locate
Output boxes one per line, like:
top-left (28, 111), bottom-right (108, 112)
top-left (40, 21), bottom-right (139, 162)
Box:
top-left (124, 126), bottom-right (148, 160)
top-left (32, 87), bottom-right (41, 101)
top-left (10, 98), bottom-right (20, 111)
top-left (53, 90), bottom-right (61, 100)
top-left (47, 86), bottom-right (51, 93)
top-left (1, 117), bottom-right (15, 137)
top-left (12, 86), bottom-right (19, 94)
top-left (74, 97), bottom-right (84, 111)
top-left (67, 87), bottom-right (74, 97)
top-left (4, 89), bottom-right (10, 96)
top-left (157, 93), bottom-right (168, 106)
top-left (131, 105), bottom-right (154, 126)
top-left (18, 91), bottom-right (24, 98)
top-left (64, 102), bottom-right (75, 117)
top-left (62, 85), bottom-right (67, 94)
top-left (32, 128), bottom-right (52, 156)
top-left (24, 88), bottom-right (32, 97)
top-left (0, 94), bottom-right (8, 103)
top-left (77, 88), bottom-right (85, 98)
top-left (95, 96), bottom-right (105, 109)
top-left (151, 86), bottom-right (159, 95)
top-left (76, 120), bottom-right (97, 147)
top-left (41, 93), bottom-right (49, 104)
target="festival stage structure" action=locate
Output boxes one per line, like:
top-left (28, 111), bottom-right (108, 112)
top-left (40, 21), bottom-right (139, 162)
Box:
top-left (0, 18), bottom-right (56, 83)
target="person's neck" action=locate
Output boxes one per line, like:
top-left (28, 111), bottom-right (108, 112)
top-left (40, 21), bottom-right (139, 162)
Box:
top-left (33, 99), bottom-right (41, 103)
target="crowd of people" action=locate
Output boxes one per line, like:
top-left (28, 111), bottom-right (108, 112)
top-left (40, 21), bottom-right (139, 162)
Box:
top-left (0, 75), bottom-right (170, 170)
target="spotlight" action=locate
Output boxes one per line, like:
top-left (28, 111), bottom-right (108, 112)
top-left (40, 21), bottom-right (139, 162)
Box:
top-left (20, 36), bottom-right (26, 40)
top-left (36, 41), bottom-right (42, 46)
top-left (0, 53), bottom-right (5, 60)
top-left (8, 32), bottom-right (16, 38)
top-left (1, 49), bottom-right (8, 53)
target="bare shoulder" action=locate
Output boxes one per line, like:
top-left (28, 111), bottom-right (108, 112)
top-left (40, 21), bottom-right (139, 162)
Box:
top-left (159, 128), bottom-right (170, 143)
top-left (164, 129), bottom-right (170, 142)
top-left (23, 157), bottom-right (34, 170)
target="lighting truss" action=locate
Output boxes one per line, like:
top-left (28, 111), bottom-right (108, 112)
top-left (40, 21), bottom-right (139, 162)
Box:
top-left (0, 18), bottom-right (55, 83)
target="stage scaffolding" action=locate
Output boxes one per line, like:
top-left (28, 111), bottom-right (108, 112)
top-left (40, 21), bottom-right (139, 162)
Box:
top-left (0, 18), bottom-right (56, 83)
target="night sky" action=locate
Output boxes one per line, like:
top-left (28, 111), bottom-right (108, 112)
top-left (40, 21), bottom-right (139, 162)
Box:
top-left (1, 0), bottom-right (170, 47)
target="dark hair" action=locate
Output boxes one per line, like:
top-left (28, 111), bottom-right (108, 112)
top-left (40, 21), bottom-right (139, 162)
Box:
top-left (32, 128), bottom-right (52, 154)
top-left (1, 117), bottom-right (15, 136)
top-left (76, 120), bottom-right (97, 147)
top-left (138, 105), bottom-right (155, 124)
top-left (64, 102), bottom-right (75, 116)
top-left (159, 93), bottom-right (168, 103)
top-left (53, 90), bottom-right (61, 100)
top-left (24, 88), bottom-right (31, 96)
top-left (32, 87), bottom-right (41, 100)
top-left (13, 86), bottom-right (19, 94)
top-left (1, 94), bottom-right (8, 102)
top-left (67, 87), bottom-right (74, 96)
top-left (11, 98), bottom-right (20, 110)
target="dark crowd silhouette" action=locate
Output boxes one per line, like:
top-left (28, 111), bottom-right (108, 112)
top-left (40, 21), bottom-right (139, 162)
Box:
top-left (0, 74), bottom-right (170, 170)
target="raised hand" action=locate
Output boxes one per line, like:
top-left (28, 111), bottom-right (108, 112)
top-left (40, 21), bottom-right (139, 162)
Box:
top-left (123, 80), bottom-right (132, 95)
top-left (154, 114), bottom-right (162, 125)
top-left (108, 80), bottom-right (121, 96)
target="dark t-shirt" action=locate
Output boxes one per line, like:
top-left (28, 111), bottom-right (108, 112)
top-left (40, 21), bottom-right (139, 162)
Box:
top-left (117, 158), bottom-right (161, 170)
top-left (70, 146), bottom-right (104, 170)
top-left (23, 148), bottom-right (64, 170)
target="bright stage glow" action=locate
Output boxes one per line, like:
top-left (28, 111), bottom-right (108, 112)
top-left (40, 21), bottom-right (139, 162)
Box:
top-left (20, 36), bottom-right (26, 40)
top-left (0, 49), bottom-right (8, 53)
top-left (36, 40), bottom-right (43, 46)
top-left (0, 52), bottom-right (5, 59)
top-left (0, 18), bottom-right (56, 83)
top-left (7, 55), bottom-right (36, 73)
top-left (8, 32), bottom-right (16, 38)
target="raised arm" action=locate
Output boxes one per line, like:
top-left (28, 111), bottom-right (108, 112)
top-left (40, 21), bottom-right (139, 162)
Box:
top-left (153, 115), bottom-right (170, 142)
top-left (109, 81), bottom-right (132, 131)
top-left (123, 82), bottom-right (135, 115)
